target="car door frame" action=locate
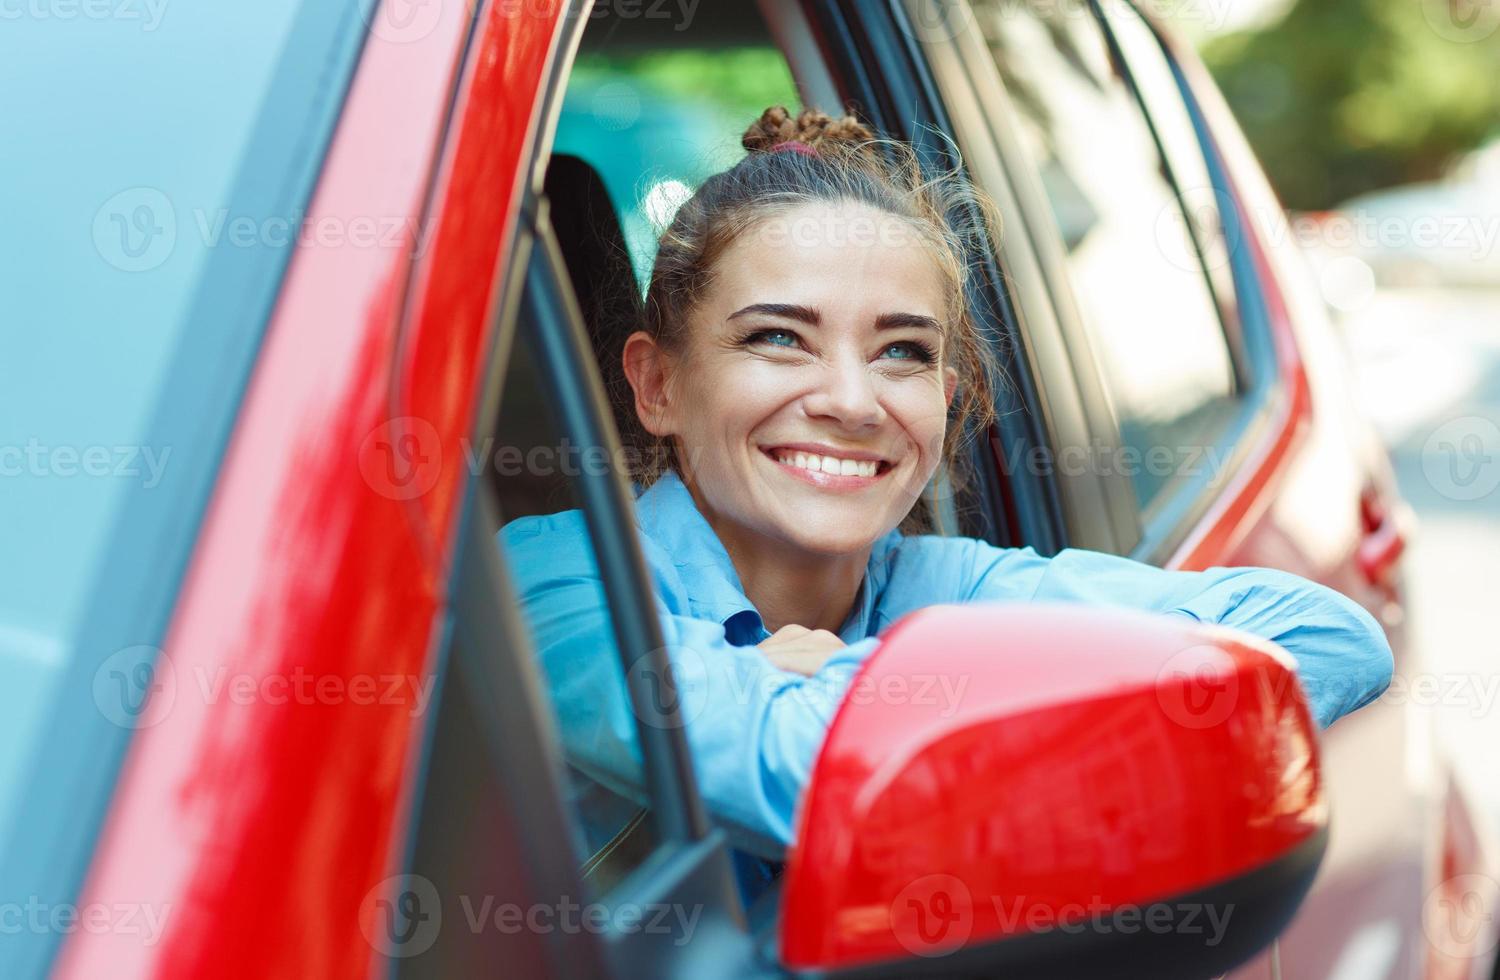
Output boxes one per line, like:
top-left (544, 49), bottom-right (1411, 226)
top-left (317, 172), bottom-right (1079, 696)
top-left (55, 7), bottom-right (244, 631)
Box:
top-left (895, 0), bottom-right (1297, 565)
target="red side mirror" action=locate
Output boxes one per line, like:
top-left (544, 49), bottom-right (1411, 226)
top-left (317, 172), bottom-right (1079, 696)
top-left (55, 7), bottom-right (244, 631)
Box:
top-left (780, 603), bottom-right (1326, 979)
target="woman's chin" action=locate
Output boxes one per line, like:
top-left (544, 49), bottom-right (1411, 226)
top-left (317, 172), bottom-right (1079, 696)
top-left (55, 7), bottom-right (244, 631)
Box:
top-left (770, 510), bottom-right (894, 558)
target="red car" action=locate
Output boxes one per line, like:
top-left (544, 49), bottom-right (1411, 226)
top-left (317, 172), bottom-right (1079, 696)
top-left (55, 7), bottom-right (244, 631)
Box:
top-left (7, 1), bottom-right (1495, 978)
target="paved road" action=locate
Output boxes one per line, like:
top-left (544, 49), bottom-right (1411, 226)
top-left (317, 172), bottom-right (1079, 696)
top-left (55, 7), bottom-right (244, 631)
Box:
top-left (1338, 287), bottom-right (1500, 820)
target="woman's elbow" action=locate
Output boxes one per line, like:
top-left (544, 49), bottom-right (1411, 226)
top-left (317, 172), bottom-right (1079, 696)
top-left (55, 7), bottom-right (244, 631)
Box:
top-left (1313, 583), bottom-right (1395, 726)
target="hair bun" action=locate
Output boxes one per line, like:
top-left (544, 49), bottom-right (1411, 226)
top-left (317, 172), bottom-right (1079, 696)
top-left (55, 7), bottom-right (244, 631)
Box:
top-left (741, 105), bottom-right (877, 155)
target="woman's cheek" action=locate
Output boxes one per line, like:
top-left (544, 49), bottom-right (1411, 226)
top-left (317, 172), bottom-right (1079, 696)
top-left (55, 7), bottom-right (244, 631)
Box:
top-left (886, 379), bottom-right (949, 456)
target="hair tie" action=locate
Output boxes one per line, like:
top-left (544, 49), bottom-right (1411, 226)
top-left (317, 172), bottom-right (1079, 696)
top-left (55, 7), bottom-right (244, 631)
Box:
top-left (769, 140), bottom-right (818, 158)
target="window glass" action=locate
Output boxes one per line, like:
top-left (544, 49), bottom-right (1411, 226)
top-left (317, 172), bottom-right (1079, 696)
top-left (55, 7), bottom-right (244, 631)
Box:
top-left (972, 0), bottom-right (1240, 515)
top-left (553, 18), bottom-right (801, 284)
top-left (489, 325), bottom-right (660, 895)
top-left (1104, 3), bottom-right (1246, 370)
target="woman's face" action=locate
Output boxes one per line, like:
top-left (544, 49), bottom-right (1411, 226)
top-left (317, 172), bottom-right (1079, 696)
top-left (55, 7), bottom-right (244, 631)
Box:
top-left (633, 199), bottom-right (958, 558)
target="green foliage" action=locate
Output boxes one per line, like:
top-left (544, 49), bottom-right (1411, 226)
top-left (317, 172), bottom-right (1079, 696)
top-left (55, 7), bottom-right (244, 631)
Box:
top-left (1201, 0), bottom-right (1500, 208)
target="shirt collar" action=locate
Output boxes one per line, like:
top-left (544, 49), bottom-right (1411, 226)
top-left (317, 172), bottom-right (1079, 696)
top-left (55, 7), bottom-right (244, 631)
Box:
top-left (634, 468), bottom-right (901, 643)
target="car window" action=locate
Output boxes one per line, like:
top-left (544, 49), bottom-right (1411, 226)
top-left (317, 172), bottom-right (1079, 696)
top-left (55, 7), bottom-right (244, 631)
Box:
top-left (1102, 3), bottom-right (1251, 385)
top-left (552, 11), bottom-right (802, 287)
top-left (971, 0), bottom-right (1242, 519)
top-left (487, 324), bottom-right (661, 895)
top-left (497, 2), bottom-right (807, 894)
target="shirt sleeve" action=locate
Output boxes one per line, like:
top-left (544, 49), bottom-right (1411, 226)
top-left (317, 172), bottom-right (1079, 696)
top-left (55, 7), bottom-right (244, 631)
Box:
top-left (499, 514), bottom-right (871, 850)
top-left (959, 542), bottom-right (1394, 729)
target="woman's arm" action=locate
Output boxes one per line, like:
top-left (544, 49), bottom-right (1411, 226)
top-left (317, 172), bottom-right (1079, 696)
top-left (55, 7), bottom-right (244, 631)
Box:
top-left (499, 512), bottom-right (864, 850)
top-left (958, 542), bottom-right (1395, 728)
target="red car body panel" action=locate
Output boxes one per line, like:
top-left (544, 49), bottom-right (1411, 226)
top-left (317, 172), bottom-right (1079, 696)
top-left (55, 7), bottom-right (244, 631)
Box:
top-left (54, 2), bottom-right (565, 978)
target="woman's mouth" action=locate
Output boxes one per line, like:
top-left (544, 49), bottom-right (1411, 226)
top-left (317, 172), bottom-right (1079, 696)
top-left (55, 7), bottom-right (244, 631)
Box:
top-left (759, 445), bottom-right (893, 489)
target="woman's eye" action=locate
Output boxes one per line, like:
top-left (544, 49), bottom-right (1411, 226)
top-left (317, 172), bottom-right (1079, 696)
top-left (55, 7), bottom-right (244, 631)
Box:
top-left (750, 329), bottom-right (799, 349)
top-left (879, 341), bottom-right (935, 363)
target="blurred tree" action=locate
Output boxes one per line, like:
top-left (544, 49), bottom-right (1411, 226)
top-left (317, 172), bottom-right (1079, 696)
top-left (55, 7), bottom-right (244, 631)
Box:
top-left (1201, 0), bottom-right (1500, 208)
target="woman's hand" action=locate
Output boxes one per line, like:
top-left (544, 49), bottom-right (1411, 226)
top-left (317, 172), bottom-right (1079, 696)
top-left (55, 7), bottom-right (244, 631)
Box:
top-left (758, 625), bottom-right (846, 676)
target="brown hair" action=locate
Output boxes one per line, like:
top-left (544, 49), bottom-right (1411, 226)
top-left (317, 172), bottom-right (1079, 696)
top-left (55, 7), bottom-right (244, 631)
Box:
top-left (626, 106), bottom-right (1004, 533)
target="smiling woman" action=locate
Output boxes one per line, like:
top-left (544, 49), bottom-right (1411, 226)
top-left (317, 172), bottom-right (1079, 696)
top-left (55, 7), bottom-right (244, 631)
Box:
top-left (498, 106), bottom-right (1393, 883)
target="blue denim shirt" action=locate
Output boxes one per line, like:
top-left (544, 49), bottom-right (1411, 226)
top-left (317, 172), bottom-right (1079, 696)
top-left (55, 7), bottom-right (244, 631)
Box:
top-left (499, 468), bottom-right (1393, 851)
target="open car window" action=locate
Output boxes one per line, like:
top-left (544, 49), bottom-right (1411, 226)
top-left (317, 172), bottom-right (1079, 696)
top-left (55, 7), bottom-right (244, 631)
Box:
top-left (553, 11), bottom-right (803, 288)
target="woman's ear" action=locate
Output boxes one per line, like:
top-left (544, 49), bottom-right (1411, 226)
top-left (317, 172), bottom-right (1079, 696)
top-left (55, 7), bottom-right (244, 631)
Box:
top-left (942, 365), bottom-right (959, 408)
top-left (622, 330), bottom-right (678, 437)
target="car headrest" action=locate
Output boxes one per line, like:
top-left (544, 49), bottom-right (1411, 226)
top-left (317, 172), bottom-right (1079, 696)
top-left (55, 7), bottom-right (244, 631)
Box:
top-left (543, 155), bottom-right (645, 456)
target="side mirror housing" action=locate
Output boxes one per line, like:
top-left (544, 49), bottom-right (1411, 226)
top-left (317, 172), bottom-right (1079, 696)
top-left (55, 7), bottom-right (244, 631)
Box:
top-left (780, 603), bottom-right (1326, 979)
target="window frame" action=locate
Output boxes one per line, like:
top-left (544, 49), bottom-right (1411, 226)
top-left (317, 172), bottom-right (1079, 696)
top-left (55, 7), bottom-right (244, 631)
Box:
top-left (900, 0), bottom-right (1139, 554)
top-left (395, 3), bottom-right (760, 974)
top-left (400, 185), bottom-right (757, 979)
top-left (919, 0), bottom-right (1286, 561)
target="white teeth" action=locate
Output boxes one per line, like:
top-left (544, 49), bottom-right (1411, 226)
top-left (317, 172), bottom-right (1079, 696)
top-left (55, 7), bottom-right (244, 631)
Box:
top-left (772, 451), bottom-right (880, 478)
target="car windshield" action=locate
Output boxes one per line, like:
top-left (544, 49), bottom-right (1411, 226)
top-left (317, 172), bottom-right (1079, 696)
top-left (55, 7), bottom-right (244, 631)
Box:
top-left (0, 1), bottom-right (364, 961)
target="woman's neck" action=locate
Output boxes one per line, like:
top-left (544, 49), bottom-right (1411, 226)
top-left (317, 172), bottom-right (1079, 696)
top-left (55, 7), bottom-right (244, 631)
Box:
top-left (684, 481), bottom-right (869, 635)
top-left (722, 532), bottom-right (869, 636)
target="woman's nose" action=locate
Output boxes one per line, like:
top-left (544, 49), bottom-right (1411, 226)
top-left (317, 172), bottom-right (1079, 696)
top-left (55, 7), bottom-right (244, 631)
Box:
top-left (803, 356), bottom-right (886, 429)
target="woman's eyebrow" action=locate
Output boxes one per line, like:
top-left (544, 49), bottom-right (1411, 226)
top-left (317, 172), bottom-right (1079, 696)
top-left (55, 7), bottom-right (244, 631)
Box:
top-left (875, 311), bottom-right (943, 333)
top-left (727, 302), bottom-right (820, 324)
top-left (727, 304), bottom-right (941, 334)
